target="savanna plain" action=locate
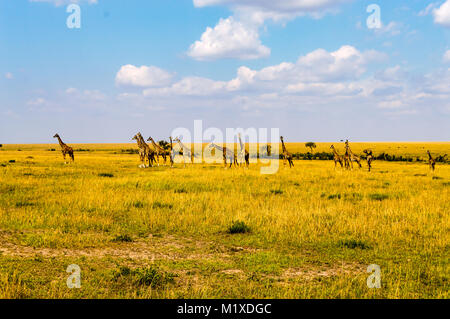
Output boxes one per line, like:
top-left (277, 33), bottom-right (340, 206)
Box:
top-left (0, 142), bottom-right (448, 299)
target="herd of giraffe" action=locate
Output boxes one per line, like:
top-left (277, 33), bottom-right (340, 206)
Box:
top-left (52, 133), bottom-right (438, 172)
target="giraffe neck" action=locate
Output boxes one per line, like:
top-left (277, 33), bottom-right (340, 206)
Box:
top-left (332, 148), bottom-right (339, 157)
top-left (135, 136), bottom-right (143, 149)
top-left (238, 136), bottom-right (244, 151)
top-left (428, 152), bottom-right (433, 160)
top-left (281, 140), bottom-right (287, 153)
top-left (56, 136), bottom-right (65, 148)
top-left (346, 145), bottom-right (353, 155)
top-left (150, 138), bottom-right (163, 151)
top-left (138, 135), bottom-right (149, 149)
top-left (212, 143), bottom-right (223, 152)
top-left (178, 140), bottom-right (189, 152)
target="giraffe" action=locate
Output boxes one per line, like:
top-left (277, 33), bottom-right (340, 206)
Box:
top-left (427, 150), bottom-right (436, 171)
top-left (173, 137), bottom-right (194, 166)
top-left (53, 134), bottom-right (74, 164)
top-left (363, 149), bottom-right (374, 172)
top-left (259, 144), bottom-right (272, 159)
top-left (168, 136), bottom-right (175, 167)
top-left (330, 145), bottom-right (344, 169)
top-left (344, 140), bottom-right (362, 170)
top-left (132, 132), bottom-right (155, 168)
top-left (207, 142), bottom-right (237, 168)
top-left (237, 133), bottom-right (250, 168)
top-left (138, 133), bottom-right (157, 167)
top-left (280, 136), bottom-right (294, 168)
top-left (146, 136), bottom-right (168, 166)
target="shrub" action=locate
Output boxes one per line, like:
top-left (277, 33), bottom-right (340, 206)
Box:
top-left (228, 220), bottom-right (251, 234)
top-left (133, 267), bottom-right (176, 288)
top-left (133, 201), bottom-right (144, 208)
top-left (15, 201), bottom-right (34, 207)
top-left (369, 193), bottom-right (389, 201)
top-left (121, 149), bottom-right (139, 154)
top-left (111, 234), bottom-right (133, 242)
top-left (270, 189), bottom-right (283, 195)
top-left (152, 201), bottom-right (173, 209)
top-left (338, 239), bottom-right (371, 250)
top-left (98, 173), bottom-right (114, 178)
top-left (327, 194), bottom-right (341, 200)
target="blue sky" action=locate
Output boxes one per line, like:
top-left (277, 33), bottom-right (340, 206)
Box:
top-left (1, 0), bottom-right (449, 143)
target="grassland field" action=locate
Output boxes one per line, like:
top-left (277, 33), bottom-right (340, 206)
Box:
top-left (0, 142), bottom-right (448, 298)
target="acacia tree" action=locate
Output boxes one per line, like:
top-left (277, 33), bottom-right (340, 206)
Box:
top-left (158, 140), bottom-right (170, 150)
top-left (305, 142), bottom-right (316, 153)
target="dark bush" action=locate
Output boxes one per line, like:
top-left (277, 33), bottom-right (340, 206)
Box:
top-left (369, 193), bottom-right (389, 201)
top-left (112, 234), bottom-right (133, 242)
top-left (98, 173), bottom-right (114, 178)
top-left (228, 220), bottom-right (251, 234)
top-left (338, 239), bottom-right (371, 250)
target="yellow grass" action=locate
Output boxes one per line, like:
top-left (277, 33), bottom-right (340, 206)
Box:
top-left (0, 142), bottom-right (448, 298)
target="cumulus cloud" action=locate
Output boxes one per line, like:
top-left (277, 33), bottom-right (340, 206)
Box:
top-left (115, 65), bottom-right (173, 88)
top-left (188, 17), bottom-right (270, 60)
top-left (189, 0), bottom-right (352, 60)
top-left (115, 45), bottom-right (450, 122)
top-left (193, 0), bottom-right (350, 18)
top-left (433, 0), bottom-right (450, 27)
top-left (145, 45), bottom-right (384, 98)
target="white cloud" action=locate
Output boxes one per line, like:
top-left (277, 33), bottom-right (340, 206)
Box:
top-left (5, 72), bottom-right (13, 79)
top-left (65, 87), bottom-right (78, 94)
top-left (418, 3), bottom-right (439, 16)
top-left (65, 87), bottom-right (105, 100)
top-left (29, 0), bottom-right (98, 6)
top-left (145, 45), bottom-right (384, 97)
top-left (115, 65), bottom-right (173, 88)
top-left (433, 0), bottom-right (450, 27)
top-left (193, 0), bottom-right (350, 17)
top-left (444, 50), bottom-right (450, 62)
top-left (189, 0), bottom-right (352, 60)
top-left (27, 97), bottom-right (47, 106)
top-left (374, 21), bottom-right (403, 36)
top-left (115, 46), bottom-right (450, 121)
top-left (188, 16), bottom-right (270, 60)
